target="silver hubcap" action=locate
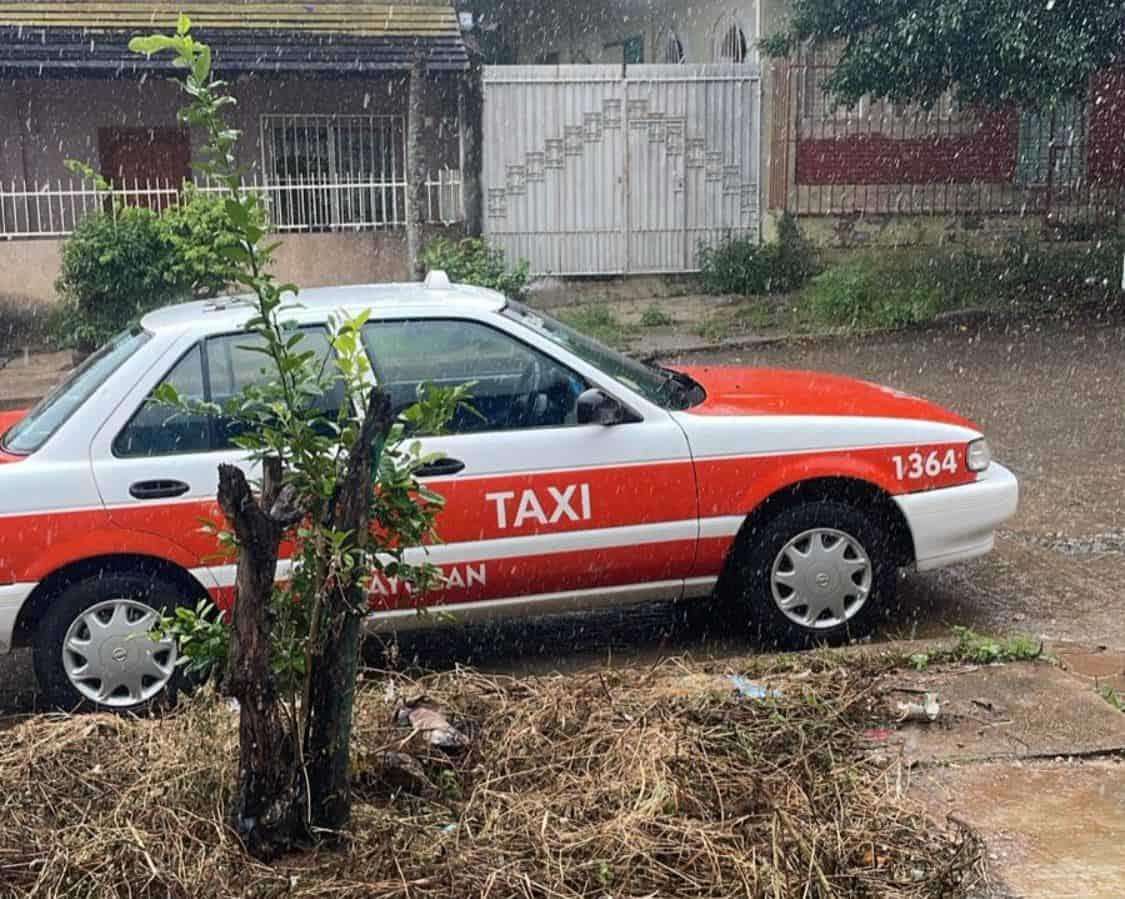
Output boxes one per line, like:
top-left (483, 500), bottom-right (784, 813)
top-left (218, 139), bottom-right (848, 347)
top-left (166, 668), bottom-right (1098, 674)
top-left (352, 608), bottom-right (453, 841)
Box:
top-left (770, 527), bottom-right (873, 630)
top-left (61, 598), bottom-right (177, 707)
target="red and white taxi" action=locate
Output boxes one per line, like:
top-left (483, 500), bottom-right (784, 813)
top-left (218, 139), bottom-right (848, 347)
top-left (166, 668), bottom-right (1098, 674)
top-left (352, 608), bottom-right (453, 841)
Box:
top-left (0, 275), bottom-right (1018, 711)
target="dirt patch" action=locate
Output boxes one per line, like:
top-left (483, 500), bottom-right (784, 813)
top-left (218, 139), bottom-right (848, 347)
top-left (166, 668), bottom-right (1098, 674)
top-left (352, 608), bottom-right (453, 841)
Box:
top-left (0, 660), bottom-right (988, 898)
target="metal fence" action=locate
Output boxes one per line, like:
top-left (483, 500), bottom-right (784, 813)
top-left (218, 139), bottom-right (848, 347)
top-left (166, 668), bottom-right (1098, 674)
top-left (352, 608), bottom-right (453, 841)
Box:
top-left (0, 170), bottom-right (463, 240)
top-left (770, 55), bottom-right (1124, 231)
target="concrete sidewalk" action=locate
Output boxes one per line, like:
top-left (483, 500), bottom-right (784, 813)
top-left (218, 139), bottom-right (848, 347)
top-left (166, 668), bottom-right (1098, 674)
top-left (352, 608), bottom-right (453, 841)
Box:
top-left (887, 649), bottom-right (1125, 899)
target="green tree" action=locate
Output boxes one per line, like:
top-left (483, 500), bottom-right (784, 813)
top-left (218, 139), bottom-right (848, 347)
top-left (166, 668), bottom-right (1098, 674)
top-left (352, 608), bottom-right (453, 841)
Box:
top-left (764, 0), bottom-right (1125, 110)
top-left (131, 19), bottom-right (464, 857)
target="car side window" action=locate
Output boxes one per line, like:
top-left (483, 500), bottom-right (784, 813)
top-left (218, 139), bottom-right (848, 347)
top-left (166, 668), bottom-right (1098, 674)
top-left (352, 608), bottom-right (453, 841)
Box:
top-left (113, 344), bottom-right (210, 457)
top-left (114, 329), bottom-right (342, 457)
top-left (206, 331), bottom-right (344, 448)
top-left (362, 319), bottom-right (587, 433)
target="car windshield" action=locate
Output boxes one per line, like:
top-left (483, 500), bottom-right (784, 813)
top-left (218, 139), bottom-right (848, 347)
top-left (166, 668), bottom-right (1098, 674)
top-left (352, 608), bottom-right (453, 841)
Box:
top-left (502, 301), bottom-right (702, 410)
top-left (2, 328), bottom-right (151, 455)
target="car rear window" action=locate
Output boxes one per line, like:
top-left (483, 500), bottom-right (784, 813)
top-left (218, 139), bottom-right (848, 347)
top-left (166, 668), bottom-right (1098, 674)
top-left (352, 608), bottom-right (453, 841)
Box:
top-left (2, 328), bottom-right (151, 455)
top-left (113, 328), bottom-right (344, 457)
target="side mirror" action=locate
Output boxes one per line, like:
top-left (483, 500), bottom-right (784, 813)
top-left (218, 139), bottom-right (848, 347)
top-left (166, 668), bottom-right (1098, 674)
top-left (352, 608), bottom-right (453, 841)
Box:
top-left (576, 388), bottom-right (628, 426)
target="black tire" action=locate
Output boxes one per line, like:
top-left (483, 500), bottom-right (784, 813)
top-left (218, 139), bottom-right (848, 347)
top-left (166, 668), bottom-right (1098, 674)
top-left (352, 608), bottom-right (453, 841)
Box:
top-left (32, 569), bottom-right (190, 714)
top-left (721, 500), bottom-right (897, 649)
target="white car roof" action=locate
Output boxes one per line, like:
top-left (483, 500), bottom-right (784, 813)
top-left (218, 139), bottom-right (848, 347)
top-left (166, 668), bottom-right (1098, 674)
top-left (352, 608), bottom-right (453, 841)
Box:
top-left (140, 279), bottom-right (508, 336)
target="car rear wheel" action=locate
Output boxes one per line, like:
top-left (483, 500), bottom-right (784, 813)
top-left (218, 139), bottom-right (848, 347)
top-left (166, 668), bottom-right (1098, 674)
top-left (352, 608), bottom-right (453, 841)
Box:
top-left (33, 570), bottom-right (187, 713)
top-left (722, 500), bottom-right (896, 648)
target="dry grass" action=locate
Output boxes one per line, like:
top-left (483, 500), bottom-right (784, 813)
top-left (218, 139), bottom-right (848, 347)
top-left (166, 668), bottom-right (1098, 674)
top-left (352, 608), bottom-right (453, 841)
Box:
top-left (0, 658), bottom-right (986, 898)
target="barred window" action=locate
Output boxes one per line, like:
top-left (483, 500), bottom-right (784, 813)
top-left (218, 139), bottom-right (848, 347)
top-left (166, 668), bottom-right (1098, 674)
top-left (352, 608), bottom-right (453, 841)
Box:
top-left (713, 13), bottom-right (753, 64)
top-left (659, 28), bottom-right (685, 64)
top-left (259, 114), bottom-right (406, 232)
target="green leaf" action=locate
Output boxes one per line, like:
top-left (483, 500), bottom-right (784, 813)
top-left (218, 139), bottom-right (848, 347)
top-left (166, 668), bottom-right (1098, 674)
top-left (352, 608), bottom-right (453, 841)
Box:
top-left (191, 44), bottom-right (211, 83)
top-left (128, 34), bottom-right (179, 57)
top-left (176, 12), bottom-right (192, 36)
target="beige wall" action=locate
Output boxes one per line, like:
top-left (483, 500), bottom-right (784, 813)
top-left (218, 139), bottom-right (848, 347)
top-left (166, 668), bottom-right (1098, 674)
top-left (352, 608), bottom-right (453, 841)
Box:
top-left (0, 230), bottom-right (430, 308)
top-left (0, 239), bottom-right (63, 308)
top-left (271, 231), bottom-right (413, 287)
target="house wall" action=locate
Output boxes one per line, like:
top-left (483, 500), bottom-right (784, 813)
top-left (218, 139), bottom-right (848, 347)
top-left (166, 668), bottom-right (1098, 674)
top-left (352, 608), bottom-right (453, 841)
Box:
top-left (0, 73), bottom-right (460, 185)
top-left (507, 0), bottom-right (788, 69)
top-left (0, 73), bottom-right (464, 308)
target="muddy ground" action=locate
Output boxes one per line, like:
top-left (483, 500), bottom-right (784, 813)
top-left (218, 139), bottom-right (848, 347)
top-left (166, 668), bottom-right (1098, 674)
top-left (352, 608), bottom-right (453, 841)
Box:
top-left (2, 307), bottom-right (1125, 707)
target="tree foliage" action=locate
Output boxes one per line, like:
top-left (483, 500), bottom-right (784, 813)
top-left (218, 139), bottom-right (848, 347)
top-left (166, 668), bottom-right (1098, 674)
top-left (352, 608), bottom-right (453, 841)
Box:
top-left (764, 0), bottom-right (1125, 110)
top-left (130, 17), bottom-right (462, 856)
top-left (53, 183), bottom-right (259, 350)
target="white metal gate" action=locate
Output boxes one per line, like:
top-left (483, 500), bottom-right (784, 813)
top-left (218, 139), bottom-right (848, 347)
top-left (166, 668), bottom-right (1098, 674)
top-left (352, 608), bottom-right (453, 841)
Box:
top-left (483, 64), bottom-right (760, 276)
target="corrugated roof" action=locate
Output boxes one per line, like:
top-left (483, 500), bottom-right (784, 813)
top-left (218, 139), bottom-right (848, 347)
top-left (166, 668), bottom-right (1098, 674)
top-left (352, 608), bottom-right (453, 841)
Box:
top-left (0, 3), bottom-right (460, 38)
top-left (0, 2), bottom-right (469, 76)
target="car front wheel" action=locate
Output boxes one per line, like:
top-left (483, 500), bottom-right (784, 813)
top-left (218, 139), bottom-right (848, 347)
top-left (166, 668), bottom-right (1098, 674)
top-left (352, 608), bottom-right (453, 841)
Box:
top-left (724, 500), bottom-right (897, 648)
top-left (33, 570), bottom-right (186, 713)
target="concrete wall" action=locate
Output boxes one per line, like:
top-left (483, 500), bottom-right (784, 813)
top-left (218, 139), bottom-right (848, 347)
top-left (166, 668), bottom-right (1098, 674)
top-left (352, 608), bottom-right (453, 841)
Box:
top-left (0, 239), bottom-right (62, 309)
top-left (795, 212), bottom-right (1047, 252)
top-left (795, 109), bottom-right (1020, 185)
top-left (0, 224), bottom-right (464, 310)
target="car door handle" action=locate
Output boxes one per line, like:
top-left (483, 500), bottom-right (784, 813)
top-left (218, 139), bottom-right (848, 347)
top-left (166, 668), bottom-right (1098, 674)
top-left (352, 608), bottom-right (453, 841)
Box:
top-left (415, 458), bottom-right (465, 478)
top-left (129, 479), bottom-right (191, 500)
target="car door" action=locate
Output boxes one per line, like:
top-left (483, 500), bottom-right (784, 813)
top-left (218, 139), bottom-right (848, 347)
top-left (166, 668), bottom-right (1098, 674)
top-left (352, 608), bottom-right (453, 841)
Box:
top-left (360, 314), bottom-right (699, 619)
top-left (89, 328), bottom-right (343, 601)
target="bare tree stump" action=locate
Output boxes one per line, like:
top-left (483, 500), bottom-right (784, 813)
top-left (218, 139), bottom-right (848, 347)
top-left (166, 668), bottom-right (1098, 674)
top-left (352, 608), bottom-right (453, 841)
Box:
top-left (217, 457), bottom-right (303, 858)
top-left (305, 388), bottom-right (395, 832)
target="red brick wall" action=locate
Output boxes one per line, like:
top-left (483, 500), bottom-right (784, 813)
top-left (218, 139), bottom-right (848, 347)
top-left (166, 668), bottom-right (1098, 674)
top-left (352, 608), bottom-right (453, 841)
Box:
top-left (796, 109), bottom-right (1019, 185)
top-left (1088, 67), bottom-right (1125, 187)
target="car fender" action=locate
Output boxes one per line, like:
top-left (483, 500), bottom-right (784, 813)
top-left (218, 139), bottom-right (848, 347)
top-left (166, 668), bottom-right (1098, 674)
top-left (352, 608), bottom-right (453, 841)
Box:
top-left (732, 449), bottom-right (902, 517)
top-left (21, 525), bottom-right (216, 590)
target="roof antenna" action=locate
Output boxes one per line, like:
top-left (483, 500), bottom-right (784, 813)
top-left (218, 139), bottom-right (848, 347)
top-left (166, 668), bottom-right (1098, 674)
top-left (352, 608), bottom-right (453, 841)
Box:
top-left (424, 269), bottom-right (452, 289)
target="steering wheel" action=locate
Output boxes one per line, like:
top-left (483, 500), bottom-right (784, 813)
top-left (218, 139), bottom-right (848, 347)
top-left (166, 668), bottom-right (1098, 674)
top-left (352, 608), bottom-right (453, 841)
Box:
top-left (506, 357), bottom-right (543, 428)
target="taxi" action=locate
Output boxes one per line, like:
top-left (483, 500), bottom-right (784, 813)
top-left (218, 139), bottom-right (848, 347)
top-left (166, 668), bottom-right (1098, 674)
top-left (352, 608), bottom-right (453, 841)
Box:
top-left (0, 273), bottom-right (1019, 711)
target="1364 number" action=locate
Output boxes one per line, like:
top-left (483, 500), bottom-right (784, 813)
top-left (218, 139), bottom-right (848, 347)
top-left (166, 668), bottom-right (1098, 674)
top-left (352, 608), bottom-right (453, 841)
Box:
top-left (891, 448), bottom-right (958, 481)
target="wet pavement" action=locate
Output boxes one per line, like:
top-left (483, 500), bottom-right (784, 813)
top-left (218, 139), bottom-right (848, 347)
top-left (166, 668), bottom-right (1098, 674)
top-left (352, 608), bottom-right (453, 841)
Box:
top-left (3, 307), bottom-right (1125, 709)
top-left (918, 759), bottom-right (1125, 898)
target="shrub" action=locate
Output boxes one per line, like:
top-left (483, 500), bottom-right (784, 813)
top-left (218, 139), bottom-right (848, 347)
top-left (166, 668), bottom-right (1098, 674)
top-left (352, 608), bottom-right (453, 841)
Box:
top-left (160, 186), bottom-right (261, 297)
top-left (53, 206), bottom-right (178, 351)
top-left (800, 257), bottom-right (944, 329)
top-left (639, 304), bottom-right (673, 327)
top-left (419, 236), bottom-right (530, 300)
top-left (52, 191), bottom-right (256, 350)
top-left (998, 236), bottom-right (1125, 300)
top-left (798, 237), bottom-right (1125, 331)
top-left (697, 212), bottom-right (818, 296)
